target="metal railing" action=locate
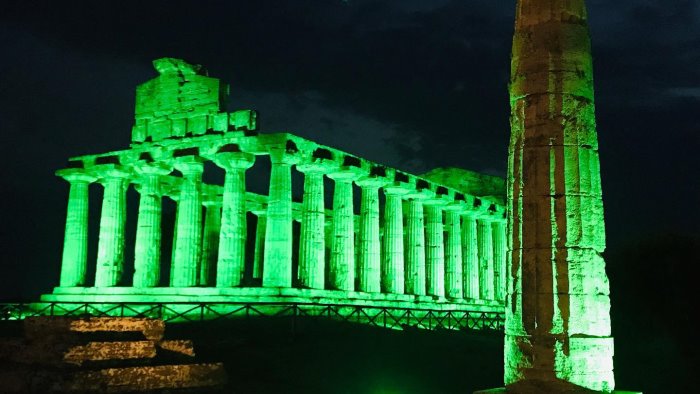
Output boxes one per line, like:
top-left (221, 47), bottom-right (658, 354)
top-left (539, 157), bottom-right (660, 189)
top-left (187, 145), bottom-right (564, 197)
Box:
top-left (0, 302), bottom-right (504, 332)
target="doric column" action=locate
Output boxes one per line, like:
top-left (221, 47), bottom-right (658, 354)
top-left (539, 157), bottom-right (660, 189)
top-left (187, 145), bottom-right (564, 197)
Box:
top-left (214, 152), bottom-right (255, 287)
top-left (497, 1), bottom-right (616, 391)
top-left (252, 213), bottom-right (266, 280)
top-left (491, 219), bottom-right (507, 302)
top-left (381, 186), bottom-right (407, 294)
top-left (170, 156), bottom-right (204, 287)
top-left (94, 165), bottom-right (130, 287)
top-left (443, 204), bottom-right (463, 299)
top-left (262, 150), bottom-right (297, 287)
top-left (356, 177), bottom-right (385, 293)
top-left (477, 217), bottom-right (495, 301)
top-left (327, 171), bottom-right (358, 291)
top-left (424, 202), bottom-right (446, 297)
top-left (199, 199), bottom-right (221, 286)
top-left (132, 162), bottom-right (171, 288)
top-left (297, 162), bottom-right (333, 289)
top-left (57, 169), bottom-right (96, 287)
top-left (404, 199), bottom-right (426, 295)
top-left (461, 212), bottom-right (479, 299)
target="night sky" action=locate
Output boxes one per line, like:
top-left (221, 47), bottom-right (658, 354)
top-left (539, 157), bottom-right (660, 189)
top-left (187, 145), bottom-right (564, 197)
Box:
top-left (1, 1), bottom-right (698, 391)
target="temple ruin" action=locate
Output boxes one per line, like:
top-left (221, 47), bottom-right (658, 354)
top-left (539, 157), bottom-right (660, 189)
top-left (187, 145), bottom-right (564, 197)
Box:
top-left (34, 57), bottom-right (508, 327)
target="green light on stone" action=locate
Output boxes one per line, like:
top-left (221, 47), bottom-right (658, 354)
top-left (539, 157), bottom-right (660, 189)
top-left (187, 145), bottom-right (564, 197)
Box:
top-left (47, 56), bottom-right (516, 337)
top-left (504, 0), bottom-right (615, 391)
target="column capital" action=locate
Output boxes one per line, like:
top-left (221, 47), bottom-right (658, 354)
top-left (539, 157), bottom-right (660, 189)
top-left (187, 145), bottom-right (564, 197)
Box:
top-left (93, 164), bottom-right (131, 181)
top-left (268, 148), bottom-right (300, 165)
top-left (296, 157), bottom-right (338, 174)
top-left (462, 209), bottom-right (495, 220)
top-left (423, 195), bottom-right (450, 207)
top-left (172, 155), bottom-right (204, 175)
top-left (213, 152), bottom-right (255, 171)
top-left (133, 161), bottom-right (172, 177)
top-left (443, 201), bottom-right (467, 212)
top-left (56, 168), bottom-right (97, 184)
top-left (384, 182), bottom-right (411, 196)
top-left (327, 166), bottom-right (365, 181)
top-left (404, 188), bottom-right (434, 200)
top-left (355, 175), bottom-right (388, 189)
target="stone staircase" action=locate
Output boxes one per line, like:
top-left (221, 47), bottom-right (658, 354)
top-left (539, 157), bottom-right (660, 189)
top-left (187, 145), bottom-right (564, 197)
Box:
top-left (0, 316), bottom-right (226, 393)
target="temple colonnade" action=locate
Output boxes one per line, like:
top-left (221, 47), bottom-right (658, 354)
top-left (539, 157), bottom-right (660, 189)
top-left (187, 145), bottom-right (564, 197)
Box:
top-left (57, 137), bottom-right (507, 303)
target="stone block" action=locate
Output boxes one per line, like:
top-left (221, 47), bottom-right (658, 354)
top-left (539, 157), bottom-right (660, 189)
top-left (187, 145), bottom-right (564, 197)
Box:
top-left (24, 317), bottom-right (165, 341)
top-left (158, 339), bottom-right (195, 357)
top-left (212, 112), bottom-right (228, 131)
top-left (229, 109), bottom-right (257, 131)
top-left (66, 363), bottom-right (226, 391)
top-left (63, 340), bottom-right (157, 365)
top-left (187, 114), bottom-right (207, 135)
top-left (171, 117), bottom-right (187, 137)
top-left (149, 119), bottom-right (172, 140)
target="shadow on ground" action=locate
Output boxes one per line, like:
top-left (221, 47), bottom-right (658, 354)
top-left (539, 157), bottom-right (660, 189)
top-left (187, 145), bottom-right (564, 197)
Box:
top-left (166, 319), bottom-right (503, 394)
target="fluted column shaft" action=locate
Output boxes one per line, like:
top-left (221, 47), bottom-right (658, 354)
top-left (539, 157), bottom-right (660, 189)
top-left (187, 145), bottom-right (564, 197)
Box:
top-left (405, 199), bottom-right (426, 295)
top-left (382, 189), bottom-right (405, 294)
top-left (262, 153), bottom-right (295, 287)
top-left (298, 169), bottom-right (326, 289)
top-left (329, 175), bottom-right (355, 291)
top-left (357, 181), bottom-right (382, 293)
top-left (492, 220), bottom-right (507, 301)
top-left (425, 204), bottom-right (445, 297)
top-left (253, 214), bottom-right (266, 280)
top-left (133, 164), bottom-right (170, 287)
top-left (477, 218), bottom-right (495, 300)
top-left (95, 167), bottom-right (130, 287)
top-left (462, 214), bottom-right (479, 299)
top-left (58, 170), bottom-right (96, 287)
top-left (200, 201), bottom-right (221, 286)
top-left (215, 153), bottom-right (254, 287)
top-left (171, 157), bottom-right (204, 287)
top-left (444, 208), bottom-right (463, 299)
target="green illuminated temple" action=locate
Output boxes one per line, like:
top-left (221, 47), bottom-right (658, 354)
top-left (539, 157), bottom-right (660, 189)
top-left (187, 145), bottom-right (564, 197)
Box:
top-left (39, 57), bottom-right (508, 326)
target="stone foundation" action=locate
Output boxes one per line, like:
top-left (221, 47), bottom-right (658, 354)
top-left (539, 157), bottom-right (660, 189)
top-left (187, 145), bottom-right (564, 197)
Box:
top-left (0, 316), bottom-right (226, 393)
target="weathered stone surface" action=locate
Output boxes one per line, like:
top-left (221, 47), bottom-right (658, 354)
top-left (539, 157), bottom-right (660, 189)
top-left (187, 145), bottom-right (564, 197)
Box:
top-left (24, 317), bottom-right (165, 341)
top-left (2, 317), bottom-right (226, 392)
top-left (48, 56), bottom-right (513, 330)
top-left (158, 339), bottom-right (195, 357)
top-left (63, 340), bottom-right (156, 365)
top-left (501, 0), bottom-right (617, 392)
top-left (66, 363), bottom-right (226, 392)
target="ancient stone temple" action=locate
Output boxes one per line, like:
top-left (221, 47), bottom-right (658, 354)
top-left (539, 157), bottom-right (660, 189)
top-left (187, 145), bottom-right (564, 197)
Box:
top-left (39, 57), bottom-right (509, 327)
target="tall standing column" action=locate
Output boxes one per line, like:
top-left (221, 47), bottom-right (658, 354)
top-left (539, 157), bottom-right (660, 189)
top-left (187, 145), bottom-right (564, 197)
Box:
top-left (327, 172), bottom-right (357, 291)
top-left (356, 178), bottom-right (384, 293)
top-left (262, 151), bottom-right (296, 287)
top-left (199, 199), bottom-right (221, 286)
top-left (252, 212), bottom-right (266, 280)
top-left (94, 166), bottom-right (130, 287)
top-left (443, 205), bottom-right (463, 299)
top-left (424, 203), bottom-right (445, 297)
top-left (170, 156), bottom-right (204, 287)
top-left (404, 198), bottom-right (426, 295)
top-left (382, 187), bottom-right (407, 294)
top-left (214, 152), bottom-right (254, 287)
top-left (500, 1), bottom-right (616, 390)
top-left (133, 163), bottom-right (171, 287)
top-left (57, 169), bottom-right (96, 287)
top-left (477, 217), bottom-right (495, 301)
top-left (491, 219), bottom-right (507, 302)
top-left (297, 163), bottom-right (330, 289)
top-left (461, 213), bottom-right (479, 299)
